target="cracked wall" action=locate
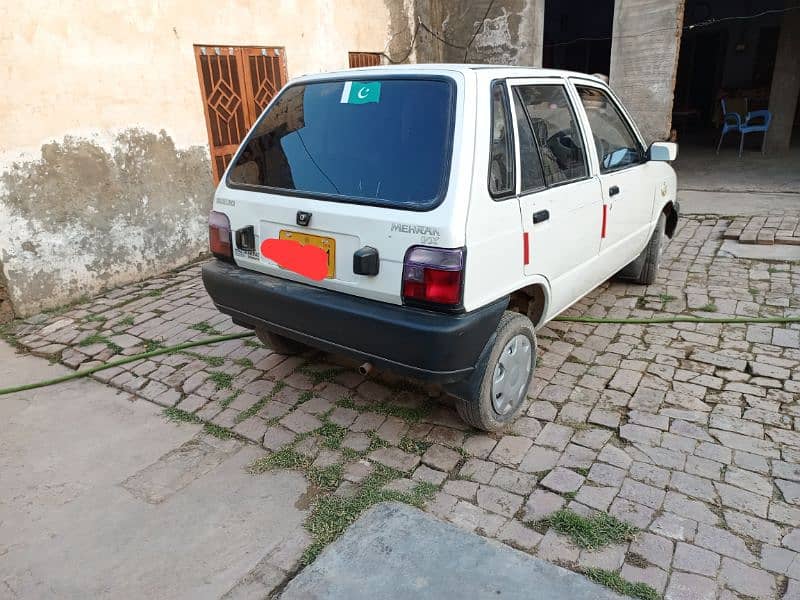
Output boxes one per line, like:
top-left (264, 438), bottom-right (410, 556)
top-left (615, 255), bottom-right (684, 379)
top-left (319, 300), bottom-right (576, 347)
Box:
top-left (1, 0), bottom-right (392, 317)
top-left (409, 0), bottom-right (544, 66)
top-left (0, 130), bottom-right (213, 316)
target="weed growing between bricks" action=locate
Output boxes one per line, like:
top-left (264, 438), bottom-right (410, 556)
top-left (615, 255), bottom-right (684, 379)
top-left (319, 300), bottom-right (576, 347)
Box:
top-left (163, 407), bottom-right (239, 440)
top-left (250, 437), bottom-right (436, 565)
top-left (582, 568), bottom-right (661, 600)
top-left (536, 509), bottom-right (638, 549)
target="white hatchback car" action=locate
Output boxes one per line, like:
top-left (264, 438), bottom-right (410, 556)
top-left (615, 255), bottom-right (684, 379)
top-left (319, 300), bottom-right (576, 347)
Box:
top-left (203, 65), bottom-right (679, 431)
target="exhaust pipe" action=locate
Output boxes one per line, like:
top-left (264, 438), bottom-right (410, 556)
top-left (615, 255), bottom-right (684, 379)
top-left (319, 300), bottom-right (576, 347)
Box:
top-left (358, 362), bottom-right (373, 376)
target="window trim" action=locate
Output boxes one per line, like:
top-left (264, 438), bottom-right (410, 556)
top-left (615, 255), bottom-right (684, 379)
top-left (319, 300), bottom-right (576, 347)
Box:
top-left (224, 74), bottom-right (458, 212)
top-left (508, 80), bottom-right (593, 195)
top-left (571, 79), bottom-right (648, 175)
top-left (511, 87), bottom-right (547, 195)
top-left (487, 79), bottom-right (517, 201)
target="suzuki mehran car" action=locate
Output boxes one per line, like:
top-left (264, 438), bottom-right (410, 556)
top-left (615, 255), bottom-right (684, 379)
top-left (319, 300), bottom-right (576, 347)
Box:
top-left (202, 65), bottom-right (679, 431)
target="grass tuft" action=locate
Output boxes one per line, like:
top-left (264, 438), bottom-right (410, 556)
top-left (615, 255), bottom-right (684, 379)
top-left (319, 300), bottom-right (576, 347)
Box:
top-left (235, 381), bottom-right (284, 423)
top-left (191, 321), bottom-right (222, 335)
top-left (300, 465), bottom-right (435, 564)
top-left (163, 407), bottom-right (202, 424)
top-left (79, 332), bottom-right (122, 354)
top-left (398, 436), bottom-right (430, 455)
top-left (144, 339), bottom-right (166, 353)
top-left (698, 303), bottom-right (718, 312)
top-left (234, 357), bottom-right (254, 368)
top-left (538, 509), bottom-right (637, 549)
top-left (204, 423), bottom-right (235, 439)
top-left (318, 420), bottom-right (347, 450)
top-left (209, 371), bottom-right (233, 390)
top-left (119, 315), bottom-right (135, 326)
top-left (582, 568), bottom-right (661, 600)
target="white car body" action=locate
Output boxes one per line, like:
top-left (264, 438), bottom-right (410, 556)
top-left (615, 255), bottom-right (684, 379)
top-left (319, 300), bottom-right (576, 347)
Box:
top-left (202, 65), bottom-right (678, 429)
top-left (212, 65), bottom-right (677, 325)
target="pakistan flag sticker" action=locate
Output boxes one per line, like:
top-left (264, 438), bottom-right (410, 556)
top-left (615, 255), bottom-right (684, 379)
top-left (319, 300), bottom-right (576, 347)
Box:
top-left (341, 81), bottom-right (381, 104)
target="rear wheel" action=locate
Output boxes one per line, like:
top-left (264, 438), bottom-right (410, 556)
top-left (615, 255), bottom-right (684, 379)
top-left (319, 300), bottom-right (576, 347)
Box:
top-left (255, 327), bottom-right (308, 355)
top-left (455, 311), bottom-right (536, 432)
top-left (617, 213), bottom-right (667, 285)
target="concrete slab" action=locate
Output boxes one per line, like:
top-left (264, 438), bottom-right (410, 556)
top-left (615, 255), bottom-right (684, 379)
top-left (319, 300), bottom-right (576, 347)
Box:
top-left (679, 190), bottom-right (800, 216)
top-left (719, 239), bottom-right (800, 261)
top-left (0, 341), bottom-right (309, 599)
top-left (281, 502), bottom-right (622, 600)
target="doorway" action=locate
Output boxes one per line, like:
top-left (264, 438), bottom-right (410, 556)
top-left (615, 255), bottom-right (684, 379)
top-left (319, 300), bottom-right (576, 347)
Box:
top-left (543, 0), bottom-right (614, 77)
top-left (194, 45), bottom-right (288, 183)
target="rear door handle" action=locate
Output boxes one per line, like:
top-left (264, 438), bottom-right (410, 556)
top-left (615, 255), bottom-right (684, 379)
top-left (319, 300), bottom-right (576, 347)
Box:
top-left (532, 210), bottom-right (550, 224)
top-left (609, 185), bottom-right (620, 197)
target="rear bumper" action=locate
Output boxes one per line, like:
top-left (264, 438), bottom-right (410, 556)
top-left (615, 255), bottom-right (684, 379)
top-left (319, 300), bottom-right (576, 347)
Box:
top-left (201, 260), bottom-right (508, 383)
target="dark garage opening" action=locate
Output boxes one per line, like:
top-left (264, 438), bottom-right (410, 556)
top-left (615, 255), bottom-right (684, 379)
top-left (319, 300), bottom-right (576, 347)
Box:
top-left (542, 0), bottom-right (615, 78)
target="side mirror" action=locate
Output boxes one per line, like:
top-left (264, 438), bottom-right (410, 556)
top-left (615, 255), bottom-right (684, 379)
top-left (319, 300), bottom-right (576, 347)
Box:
top-left (648, 141), bottom-right (678, 162)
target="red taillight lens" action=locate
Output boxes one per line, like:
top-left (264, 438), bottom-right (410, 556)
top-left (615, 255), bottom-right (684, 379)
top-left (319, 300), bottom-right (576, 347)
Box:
top-left (402, 246), bottom-right (465, 308)
top-left (209, 210), bottom-right (232, 260)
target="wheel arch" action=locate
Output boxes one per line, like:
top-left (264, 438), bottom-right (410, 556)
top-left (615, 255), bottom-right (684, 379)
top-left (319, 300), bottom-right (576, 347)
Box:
top-left (508, 280), bottom-right (551, 329)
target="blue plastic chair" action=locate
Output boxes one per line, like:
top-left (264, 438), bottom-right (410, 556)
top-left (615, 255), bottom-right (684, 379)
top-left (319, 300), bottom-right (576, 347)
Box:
top-left (715, 98), bottom-right (743, 155)
top-left (738, 109), bottom-right (772, 157)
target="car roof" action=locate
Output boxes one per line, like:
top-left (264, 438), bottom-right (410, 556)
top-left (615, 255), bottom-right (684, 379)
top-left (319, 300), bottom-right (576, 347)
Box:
top-left (292, 64), bottom-right (608, 85)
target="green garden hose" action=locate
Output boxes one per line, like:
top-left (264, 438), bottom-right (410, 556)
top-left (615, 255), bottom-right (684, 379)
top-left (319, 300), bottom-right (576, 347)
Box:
top-left (2, 314), bottom-right (799, 396)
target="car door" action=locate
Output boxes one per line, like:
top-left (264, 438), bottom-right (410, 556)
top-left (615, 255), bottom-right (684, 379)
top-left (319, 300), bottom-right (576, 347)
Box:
top-left (571, 79), bottom-right (655, 266)
top-left (507, 77), bottom-right (604, 315)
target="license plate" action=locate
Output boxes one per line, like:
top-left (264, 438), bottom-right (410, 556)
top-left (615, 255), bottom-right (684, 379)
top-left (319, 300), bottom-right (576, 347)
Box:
top-left (278, 230), bottom-right (336, 279)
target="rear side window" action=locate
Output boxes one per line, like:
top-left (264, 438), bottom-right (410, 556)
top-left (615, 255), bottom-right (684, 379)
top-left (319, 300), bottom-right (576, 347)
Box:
top-left (576, 85), bottom-right (643, 172)
top-left (514, 85), bottom-right (588, 186)
top-left (488, 82), bottom-right (515, 198)
top-left (228, 78), bottom-right (454, 210)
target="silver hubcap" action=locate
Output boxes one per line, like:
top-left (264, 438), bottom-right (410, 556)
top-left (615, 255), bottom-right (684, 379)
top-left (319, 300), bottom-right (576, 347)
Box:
top-left (491, 334), bottom-right (533, 416)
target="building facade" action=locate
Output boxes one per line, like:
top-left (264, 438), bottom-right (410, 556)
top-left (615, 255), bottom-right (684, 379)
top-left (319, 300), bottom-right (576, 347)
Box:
top-left (1, 0), bottom-right (797, 321)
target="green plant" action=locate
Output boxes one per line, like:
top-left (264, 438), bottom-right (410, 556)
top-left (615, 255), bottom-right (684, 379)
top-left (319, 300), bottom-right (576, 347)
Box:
top-left (79, 333), bottom-right (122, 354)
top-left (191, 321), bottom-right (222, 335)
top-left (208, 371), bottom-right (233, 390)
top-left (538, 510), bottom-right (637, 549)
top-left (698, 303), bottom-right (718, 312)
top-left (119, 315), bottom-right (135, 326)
top-left (300, 465), bottom-right (435, 564)
top-left (582, 568), bottom-right (660, 600)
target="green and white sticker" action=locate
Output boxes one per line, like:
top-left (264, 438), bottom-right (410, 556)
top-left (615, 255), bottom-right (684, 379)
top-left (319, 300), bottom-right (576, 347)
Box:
top-left (340, 81), bottom-right (381, 104)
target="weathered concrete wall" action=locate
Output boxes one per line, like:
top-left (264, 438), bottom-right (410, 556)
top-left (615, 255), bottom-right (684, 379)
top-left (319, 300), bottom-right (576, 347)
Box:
top-left (419, 0), bottom-right (544, 66)
top-left (0, 0), bottom-right (392, 316)
top-left (609, 0), bottom-right (685, 142)
top-left (766, 0), bottom-right (800, 154)
top-left (0, 266), bottom-right (13, 324)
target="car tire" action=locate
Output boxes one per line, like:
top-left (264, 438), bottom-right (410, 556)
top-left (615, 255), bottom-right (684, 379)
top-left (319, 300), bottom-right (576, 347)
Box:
top-left (454, 311), bottom-right (536, 432)
top-left (618, 212), bottom-right (667, 285)
top-left (255, 327), bottom-right (308, 355)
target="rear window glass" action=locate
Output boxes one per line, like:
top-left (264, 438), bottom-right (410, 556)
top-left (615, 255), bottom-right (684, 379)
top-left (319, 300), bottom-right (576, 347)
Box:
top-left (228, 78), bottom-right (455, 210)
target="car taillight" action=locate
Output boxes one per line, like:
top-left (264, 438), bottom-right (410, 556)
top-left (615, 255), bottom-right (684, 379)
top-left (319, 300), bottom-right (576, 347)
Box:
top-left (402, 246), bottom-right (465, 309)
top-left (209, 211), bottom-right (232, 260)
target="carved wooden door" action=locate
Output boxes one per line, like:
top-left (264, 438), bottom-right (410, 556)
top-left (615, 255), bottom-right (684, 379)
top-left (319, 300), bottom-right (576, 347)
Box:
top-left (194, 45), bottom-right (287, 183)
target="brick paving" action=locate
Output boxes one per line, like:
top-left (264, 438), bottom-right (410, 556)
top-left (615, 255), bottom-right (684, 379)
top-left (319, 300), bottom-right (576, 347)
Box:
top-left (724, 215), bottom-right (800, 246)
top-left (6, 215), bottom-right (800, 599)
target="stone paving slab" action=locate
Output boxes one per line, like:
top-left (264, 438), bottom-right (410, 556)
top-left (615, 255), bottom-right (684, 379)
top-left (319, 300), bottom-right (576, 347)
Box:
top-left (6, 214), bottom-right (800, 598)
top-left (281, 502), bottom-right (623, 600)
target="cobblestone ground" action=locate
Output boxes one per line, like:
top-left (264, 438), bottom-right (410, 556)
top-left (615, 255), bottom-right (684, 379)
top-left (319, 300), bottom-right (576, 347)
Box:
top-left (7, 215), bottom-right (800, 599)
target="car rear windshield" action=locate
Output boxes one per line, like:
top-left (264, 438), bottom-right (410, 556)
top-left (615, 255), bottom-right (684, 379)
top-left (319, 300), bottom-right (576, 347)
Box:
top-left (228, 77), bottom-right (455, 210)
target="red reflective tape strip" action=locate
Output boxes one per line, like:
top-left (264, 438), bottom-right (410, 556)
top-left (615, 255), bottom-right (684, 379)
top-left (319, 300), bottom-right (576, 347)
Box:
top-left (523, 231), bottom-right (530, 265)
top-left (601, 204), bottom-right (607, 239)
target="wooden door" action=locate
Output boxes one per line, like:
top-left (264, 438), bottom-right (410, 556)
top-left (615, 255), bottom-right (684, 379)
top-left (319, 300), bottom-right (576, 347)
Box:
top-left (194, 45), bottom-right (287, 183)
top-left (348, 52), bottom-right (381, 68)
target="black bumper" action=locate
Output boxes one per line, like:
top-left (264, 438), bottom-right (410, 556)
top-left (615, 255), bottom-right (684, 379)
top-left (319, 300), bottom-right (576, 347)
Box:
top-left (201, 260), bottom-right (508, 383)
